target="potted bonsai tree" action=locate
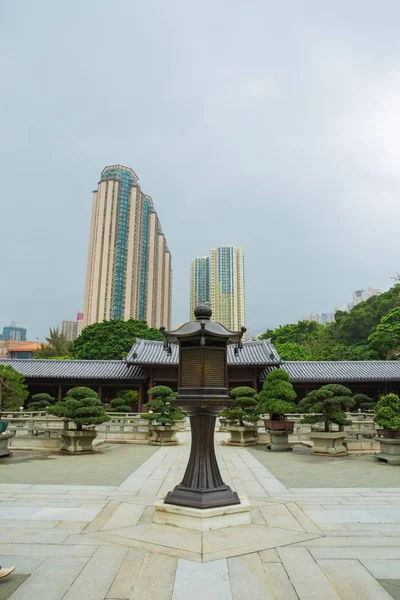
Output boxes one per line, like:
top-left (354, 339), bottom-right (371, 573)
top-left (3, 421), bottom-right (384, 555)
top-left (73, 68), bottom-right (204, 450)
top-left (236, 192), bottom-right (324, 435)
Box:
top-left (298, 384), bottom-right (354, 456)
top-left (28, 393), bottom-right (55, 412)
top-left (142, 385), bottom-right (185, 445)
top-left (374, 393), bottom-right (400, 465)
top-left (353, 393), bottom-right (375, 412)
top-left (109, 397), bottom-right (132, 413)
top-left (259, 369), bottom-right (297, 451)
top-left (48, 386), bottom-right (110, 453)
top-left (221, 386), bottom-right (260, 446)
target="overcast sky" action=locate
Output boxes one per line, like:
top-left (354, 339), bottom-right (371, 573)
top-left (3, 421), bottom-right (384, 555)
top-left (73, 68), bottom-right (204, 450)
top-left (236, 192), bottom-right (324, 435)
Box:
top-left (1, 0), bottom-right (400, 340)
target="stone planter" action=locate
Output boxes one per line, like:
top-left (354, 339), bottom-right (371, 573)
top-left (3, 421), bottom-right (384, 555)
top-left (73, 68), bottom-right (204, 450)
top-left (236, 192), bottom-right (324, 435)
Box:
top-left (218, 417), bottom-right (228, 432)
top-left (375, 436), bottom-right (400, 465)
top-left (263, 420), bottom-right (294, 452)
top-left (0, 431), bottom-right (15, 457)
top-left (226, 425), bottom-right (258, 446)
top-left (149, 424), bottom-right (180, 446)
top-left (60, 429), bottom-right (98, 453)
top-left (309, 432), bottom-right (348, 456)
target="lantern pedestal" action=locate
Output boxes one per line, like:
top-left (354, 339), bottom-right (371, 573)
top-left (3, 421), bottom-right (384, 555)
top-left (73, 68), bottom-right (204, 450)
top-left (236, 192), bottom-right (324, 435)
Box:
top-left (153, 496), bottom-right (251, 531)
top-left (164, 407), bottom-right (240, 509)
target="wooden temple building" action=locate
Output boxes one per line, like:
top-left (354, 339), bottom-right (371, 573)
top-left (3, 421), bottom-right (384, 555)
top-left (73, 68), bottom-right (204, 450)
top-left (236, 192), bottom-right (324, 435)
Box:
top-left (2, 338), bottom-right (400, 411)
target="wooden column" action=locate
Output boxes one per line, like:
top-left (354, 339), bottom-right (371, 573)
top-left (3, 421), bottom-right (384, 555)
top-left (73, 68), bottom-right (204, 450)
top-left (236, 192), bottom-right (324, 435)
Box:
top-left (98, 384), bottom-right (103, 401)
top-left (58, 384), bottom-right (62, 402)
top-left (138, 385), bottom-right (144, 413)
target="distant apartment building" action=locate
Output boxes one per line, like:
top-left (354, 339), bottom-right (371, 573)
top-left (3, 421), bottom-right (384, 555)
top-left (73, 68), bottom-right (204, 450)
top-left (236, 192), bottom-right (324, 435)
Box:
top-left (348, 287), bottom-right (381, 311)
top-left (190, 257), bottom-right (210, 319)
top-left (190, 245), bottom-right (246, 330)
top-left (61, 320), bottom-right (78, 342)
top-left (0, 322), bottom-right (27, 341)
top-left (83, 165), bottom-right (172, 329)
top-left (305, 313), bottom-right (335, 326)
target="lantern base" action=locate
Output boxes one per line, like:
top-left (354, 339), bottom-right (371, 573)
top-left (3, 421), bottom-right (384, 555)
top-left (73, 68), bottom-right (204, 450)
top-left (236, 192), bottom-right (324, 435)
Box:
top-left (153, 496), bottom-right (250, 531)
top-left (164, 484), bottom-right (240, 510)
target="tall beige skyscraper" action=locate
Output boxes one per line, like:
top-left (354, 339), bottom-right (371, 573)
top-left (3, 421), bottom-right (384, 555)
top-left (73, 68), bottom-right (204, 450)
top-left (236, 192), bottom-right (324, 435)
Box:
top-left (83, 165), bottom-right (172, 329)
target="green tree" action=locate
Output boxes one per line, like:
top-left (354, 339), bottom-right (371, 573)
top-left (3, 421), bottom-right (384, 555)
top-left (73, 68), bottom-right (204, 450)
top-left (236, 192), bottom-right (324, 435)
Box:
top-left (260, 321), bottom-right (324, 345)
top-left (374, 393), bottom-right (400, 431)
top-left (298, 384), bottom-right (354, 432)
top-left (368, 307), bottom-right (400, 358)
top-left (71, 319), bottom-right (164, 360)
top-left (221, 386), bottom-right (260, 426)
top-left (258, 370), bottom-right (297, 420)
top-left (35, 328), bottom-right (71, 358)
top-left (48, 386), bottom-right (110, 430)
top-left (274, 342), bottom-right (313, 361)
top-left (0, 365), bottom-right (29, 413)
top-left (142, 386), bottom-right (185, 425)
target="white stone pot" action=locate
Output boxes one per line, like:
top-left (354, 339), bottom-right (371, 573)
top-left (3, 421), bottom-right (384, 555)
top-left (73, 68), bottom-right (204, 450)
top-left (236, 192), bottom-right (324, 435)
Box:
top-left (309, 432), bottom-right (348, 456)
top-left (227, 425), bottom-right (258, 446)
top-left (0, 432), bottom-right (15, 457)
top-left (60, 429), bottom-right (98, 453)
top-left (375, 437), bottom-right (400, 465)
top-left (267, 430), bottom-right (292, 452)
top-left (149, 425), bottom-right (180, 446)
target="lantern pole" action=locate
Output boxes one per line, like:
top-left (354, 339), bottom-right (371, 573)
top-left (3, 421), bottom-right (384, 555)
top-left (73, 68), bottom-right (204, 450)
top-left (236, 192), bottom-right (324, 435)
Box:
top-left (160, 305), bottom-right (245, 510)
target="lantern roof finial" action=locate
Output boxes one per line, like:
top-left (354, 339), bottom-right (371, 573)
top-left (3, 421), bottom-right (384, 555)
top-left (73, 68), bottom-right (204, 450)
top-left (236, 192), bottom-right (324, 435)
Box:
top-left (194, 304), bottom-right (212, 321)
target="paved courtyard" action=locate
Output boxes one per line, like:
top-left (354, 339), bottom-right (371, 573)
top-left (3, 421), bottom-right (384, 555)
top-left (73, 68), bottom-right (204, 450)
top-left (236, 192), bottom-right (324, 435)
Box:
top-left (0, 433), bottom-right (400, 599)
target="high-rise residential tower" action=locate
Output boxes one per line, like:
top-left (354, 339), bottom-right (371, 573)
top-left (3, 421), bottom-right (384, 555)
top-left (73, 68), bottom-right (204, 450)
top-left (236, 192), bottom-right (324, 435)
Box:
top-left (190, 257), bottom-right (210, 319)
top-left (210, 245), bottom-right (245, 330)
top-left (83, 165), bottom-right (172, 329)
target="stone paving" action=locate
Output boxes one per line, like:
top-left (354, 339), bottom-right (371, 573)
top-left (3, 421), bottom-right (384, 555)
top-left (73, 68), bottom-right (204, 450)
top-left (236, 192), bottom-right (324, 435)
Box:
top-left (0, 433), bottom-right (400, 598)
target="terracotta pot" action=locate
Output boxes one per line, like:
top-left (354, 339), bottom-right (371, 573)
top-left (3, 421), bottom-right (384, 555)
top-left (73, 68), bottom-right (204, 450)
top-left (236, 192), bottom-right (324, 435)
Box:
top-left (263, 420), bottom-right (294, 433)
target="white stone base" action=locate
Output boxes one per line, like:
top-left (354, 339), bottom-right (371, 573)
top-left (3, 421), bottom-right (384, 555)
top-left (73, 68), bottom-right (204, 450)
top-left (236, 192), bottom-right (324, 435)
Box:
top-left (153, 497), bottom-right (251, 531)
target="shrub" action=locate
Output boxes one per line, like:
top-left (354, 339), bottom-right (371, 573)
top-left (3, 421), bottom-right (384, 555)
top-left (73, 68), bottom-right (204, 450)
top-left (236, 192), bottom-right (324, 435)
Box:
top-left (142, 386), bottom-right (185, 426)
top-left (298, 384), bottom-right (354, 433)
top-left (221, 386), bottom-right (260, 427)
top-left (28, 393), bottom-right (55, 411)
top-left (48, 386), bottom-right (110, 430)
top-left (259, 369), bottom-right (297, 421)
top-left (110, 398), bottom-right (132, 413)
top-left (374, 393), bottom-right (400, 432)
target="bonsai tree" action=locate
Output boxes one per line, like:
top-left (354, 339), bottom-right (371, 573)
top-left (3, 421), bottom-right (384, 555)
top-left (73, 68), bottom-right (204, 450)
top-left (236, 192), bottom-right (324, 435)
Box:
top-left (0, 365), bottom-right (29, 416)
top-left (259, 369), bottom-right (297, 421)
top-left (142, 386), bottom-right (185, 425)
top-left (298, 384), bottom-right (354, 433)
top-left (109, 397), bottom-right (132, 413)
top-left (374, 393), bottom-right (400, 432)
top-left (221, 386), bottom-right (260, 426)
top-left (353, 393), bottom-right (375, 412)
top-left (48, 386), bottom-right (110, 430)
top-left (29, 393), bottom-right (55, 411)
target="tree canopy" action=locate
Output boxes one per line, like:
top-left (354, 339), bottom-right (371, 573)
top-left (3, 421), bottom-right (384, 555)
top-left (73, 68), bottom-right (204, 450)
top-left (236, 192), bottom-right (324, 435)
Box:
top-left (258, 284), bottom-right (400, 361)
top-left (70, 319), bottom-right (164, 360)
top-left (0, 365), bottom-right (29, 412)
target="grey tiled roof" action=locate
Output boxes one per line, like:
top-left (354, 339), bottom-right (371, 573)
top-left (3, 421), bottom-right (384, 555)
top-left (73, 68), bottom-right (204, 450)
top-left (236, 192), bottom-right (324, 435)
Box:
top-left (126, 338), bottom-right (281, 366)
top-left (263, 361), bottom-right (400, 382)
top-left (0, 359), bottom-right (146, 380)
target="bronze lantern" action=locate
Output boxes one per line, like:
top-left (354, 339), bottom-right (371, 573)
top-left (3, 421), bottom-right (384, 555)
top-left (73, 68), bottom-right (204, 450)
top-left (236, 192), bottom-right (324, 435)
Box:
top-left (160, 304), bottom-right (246, 509)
